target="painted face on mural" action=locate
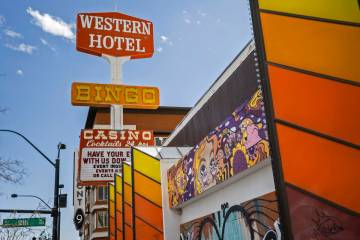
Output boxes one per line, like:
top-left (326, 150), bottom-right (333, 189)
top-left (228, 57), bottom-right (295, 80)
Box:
top-left (240, 117), bottom-right (263, 149)
top-left (175, 167), bottom-right (187, 195)
top-left (195, 138), bottom-right (217, 192)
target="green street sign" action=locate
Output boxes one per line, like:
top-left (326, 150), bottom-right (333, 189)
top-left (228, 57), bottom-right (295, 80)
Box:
top-left (2, 218), bottom-right (46, 227)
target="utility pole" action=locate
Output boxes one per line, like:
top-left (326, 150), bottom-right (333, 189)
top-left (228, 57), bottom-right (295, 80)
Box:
top-left (0, 129), bottom-right (65, 240)
top-left (52, 156), bottom-right (61, 240)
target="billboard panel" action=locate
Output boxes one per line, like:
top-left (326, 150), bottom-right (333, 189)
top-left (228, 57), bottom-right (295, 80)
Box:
top-left (76, 12), bottom-right (154, 59)
top-left (71, 82), bottom-right (160, 109)
top-left (78, 129), bottom-right (154, 185)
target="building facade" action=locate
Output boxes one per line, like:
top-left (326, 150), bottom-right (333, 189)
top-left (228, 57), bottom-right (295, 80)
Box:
top-left (73, 106), bottom-right (190, 240)
top-left (160, 40), bottom-right (281, 239)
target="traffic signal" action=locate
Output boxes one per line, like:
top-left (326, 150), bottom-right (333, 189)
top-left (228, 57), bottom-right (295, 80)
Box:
top-left (59, 194), bottom-right (67, 208)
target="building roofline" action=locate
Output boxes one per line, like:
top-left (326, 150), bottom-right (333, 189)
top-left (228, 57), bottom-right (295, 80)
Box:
top-left (84, 106), bottom-right (191, 129)
top-left (163, 39), bottom-right (255, 146)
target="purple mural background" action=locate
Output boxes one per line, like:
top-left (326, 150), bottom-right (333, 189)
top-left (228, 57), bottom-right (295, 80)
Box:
top-left (167, 89), bottom-right (270, 208)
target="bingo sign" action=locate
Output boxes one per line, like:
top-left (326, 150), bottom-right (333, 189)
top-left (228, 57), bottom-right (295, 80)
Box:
top-left (78, 129), bottom-right (154, 185)
top-left (76, 12), bottom-right (154, 59)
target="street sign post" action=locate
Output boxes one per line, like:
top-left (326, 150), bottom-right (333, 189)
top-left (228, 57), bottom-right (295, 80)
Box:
top-left (2, 218), bottom-right (46, 228)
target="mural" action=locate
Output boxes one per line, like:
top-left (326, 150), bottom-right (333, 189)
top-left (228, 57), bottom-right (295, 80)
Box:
top-left (168, 89), bottom-right (269, 207)
top-left (180, 192), bottom-right (280, 240)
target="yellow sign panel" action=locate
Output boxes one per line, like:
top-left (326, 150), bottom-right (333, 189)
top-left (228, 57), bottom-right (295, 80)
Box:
top-left (259, 0), bottom-right (360, 24)
top-left (133, 148), bottom-right (161, 183)
top-left (71, 82), bottom-right (160, 109)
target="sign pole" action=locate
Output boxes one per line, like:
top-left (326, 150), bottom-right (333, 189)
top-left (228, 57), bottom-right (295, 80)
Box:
top-left (102, 55), bottom-right (130, 130)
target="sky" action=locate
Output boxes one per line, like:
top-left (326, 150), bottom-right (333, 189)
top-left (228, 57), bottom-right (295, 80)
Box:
top-left (0, 0), bottom-right (252, 239)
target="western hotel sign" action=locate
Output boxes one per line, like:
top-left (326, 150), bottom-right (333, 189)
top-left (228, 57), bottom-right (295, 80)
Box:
top-left (76, 12), bottom-right (154, 58)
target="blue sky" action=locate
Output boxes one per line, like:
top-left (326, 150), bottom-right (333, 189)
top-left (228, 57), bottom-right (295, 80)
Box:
top-left (0, 0), bottom-right (252, 239)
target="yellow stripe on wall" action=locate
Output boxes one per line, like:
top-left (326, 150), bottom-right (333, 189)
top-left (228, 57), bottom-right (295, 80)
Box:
top-left (260, 12), bottom-right (360, 83)
top-left (109, 201), bottom-right (115, 218)
top-left (123, 163), bottom-right (132, 186)
top-left (259, 0), bottom-right (360, 24)
top-left (133, 148), bottom-right (161, 183)
top-left (116, 174), bottom-right (122, 193)
top-left (109, 183), bottom-right (115, 201)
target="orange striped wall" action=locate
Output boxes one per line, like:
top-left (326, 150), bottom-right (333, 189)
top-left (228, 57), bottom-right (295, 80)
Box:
top-left (115, 174), bottom-right (123, 240)
top-left (133, 171), bottom-right (162, 206)
top-left (122, 163), bottom-right (133, 240)
top-left (109, 183), bottom-right (115, 240)
top-left (260, 12), bottom-right (360, 83)
top-left (269, 65), bottom-right (360, 145)
top-left (134, 194), bottom-right (163, 231)
top-left (277, 124), bottom-right (360, 212)
top-left (131, 148), bottom-right (163, 240)
top-left (134, 218), bottom-right (163, 240)
top-left (251, 0), bottom-right (360, 238)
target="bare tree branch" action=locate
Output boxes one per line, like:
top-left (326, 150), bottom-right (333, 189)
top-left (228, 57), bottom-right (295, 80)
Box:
top-left (0, 107), bottom-right (27, 188)
top-left (0, 158), bottom-right (27, 184)
top-left (0, 213), bottom-right (35, 240)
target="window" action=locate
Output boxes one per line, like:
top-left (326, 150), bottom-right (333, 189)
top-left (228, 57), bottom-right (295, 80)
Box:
top-left (96, 210), bottom-right (108, 228)
top-left (155, 137), bottom-right (168, 146)
top-left (97, 186), bottom-right (108, 201)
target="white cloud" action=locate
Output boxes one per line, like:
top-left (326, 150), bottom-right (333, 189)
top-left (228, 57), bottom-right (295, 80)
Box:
top-left (0, 15), bottom-right (5, 26)
top-left (196, 20), bottom-right (201, 25)
top-left (3, 29), bottom-right (22, 38)
top-left (26, 7), bottom-right (74, 40)
top-left (156, 47), bottom-right (163, 53)
top-left (40, 38), bottom-right (57, 53)
top-left (16, 69), bottom-right (23, 76)
top-left (40, 38), bottom-right (47, 45)
top-left (159, 35), bottom-right (174, 48)
top-left (182, 10), bottom-right (192, 24)
top-left (5, 43), bottom-right (36, 54)
top-left (198, 10), bottom-right (207, 17)
top-left (160, 35), bottom-right (168, 43)
top-left (184, 18), bottom-right (191, 24)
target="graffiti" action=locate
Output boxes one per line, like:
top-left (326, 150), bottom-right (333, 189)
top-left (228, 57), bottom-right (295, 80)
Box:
top-left (286, 186), bottom-right (360, 240)
top-left (168, 89), bottom-right (269, 208)
top-left (180, 192), bottom-right (280, 240)
top-left (312, 209), bottom-right (344, 240)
